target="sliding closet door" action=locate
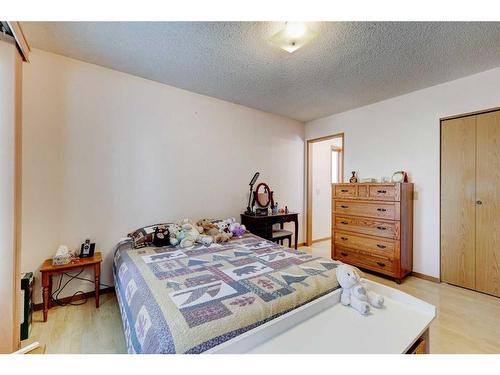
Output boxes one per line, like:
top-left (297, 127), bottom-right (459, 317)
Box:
top-left (441, 116), bottom-right (476, 289)
top-left (476, 111), bottom-right (500, 297)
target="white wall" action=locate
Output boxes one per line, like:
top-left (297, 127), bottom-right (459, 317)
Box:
top-left (311, 138), bottom-right (342, 241)
top-left (306, 66), bottom-right (500, 278)
top-left (22, 49), bottom-right (305, 303)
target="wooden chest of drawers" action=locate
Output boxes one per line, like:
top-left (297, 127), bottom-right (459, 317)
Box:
top-left (332, 183), bottom-right (413, 283)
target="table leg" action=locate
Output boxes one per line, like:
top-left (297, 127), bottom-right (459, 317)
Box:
top-left (294, 219), bottom-right (298, 249)
top-left (42, 272), bottom-right (49, 322)
top-left (94, 263), bottom-right (100, 308)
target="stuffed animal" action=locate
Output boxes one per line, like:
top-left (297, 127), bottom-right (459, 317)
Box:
top-left (336, 264), bottom-right (384, 315)
top-left (226, 217), bottom-right (246, 238)
top-left (185, 218), bottom-right (214, 246)
top-left (198, 235), bottom-right (213, 246)
top-left (197, 219), bottom-right (219, 237)
top-left (216, 220), bottom-right (233, 242)
top-left (152, 225), bottom-right (170, 247)
top-left (166, 219), bottom-right (197, 248)
top-left (197, 218), bottom-right (233, 243)
top-left (167, 223), bottom-right (182, 246)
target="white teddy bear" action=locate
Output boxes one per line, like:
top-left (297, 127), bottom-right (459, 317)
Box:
top-left (336, 264), bottom-right (384, 315)
top-left (169, 219), bottom-right (213, 248)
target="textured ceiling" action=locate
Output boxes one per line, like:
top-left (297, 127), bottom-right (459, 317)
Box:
top-left (21, 22), bottom-right (500, 122)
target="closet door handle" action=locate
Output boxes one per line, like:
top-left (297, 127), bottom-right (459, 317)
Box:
top-left (340, 221), bottom-right (349, 225)
top-left (476, 200), bottom-right (483, 205)
top-left (340, 205), bottom-right (349, 209)
top-left (376, 262), bottom-right (386, 267)
top-left (340, 237), bottom-right (348, 241)
top-left (377, 244), bottom-right (386, 249)
top-left (377, 208), bottom-right (387, 212)
top-left (377, 226), bottom-right (387, 230)
top-left (340, 252), bottom-right (348, 256)
top-left (377, 190), bottom-right (387, 194)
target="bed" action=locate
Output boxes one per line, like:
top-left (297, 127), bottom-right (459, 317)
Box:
top-left (113, 232), bottom-right (435, 354)
top-left (113, 233), bottom-right (340, 354)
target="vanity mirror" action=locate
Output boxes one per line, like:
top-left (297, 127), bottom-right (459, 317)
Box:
top-left (254, 183), bottom-right (274, 208)
top-left (251, 183), bottom-right (275, 215)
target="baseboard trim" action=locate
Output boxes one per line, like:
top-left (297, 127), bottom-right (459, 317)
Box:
top-left (33, 286), bottom-right (115, 311)
top-left (411, 272), bottom-right (440, 283)
top-left (312, 237), bottom-right (331, 244)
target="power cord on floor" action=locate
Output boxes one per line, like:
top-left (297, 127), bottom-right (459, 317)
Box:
top-left (50, 270), bottom-right (113, 307)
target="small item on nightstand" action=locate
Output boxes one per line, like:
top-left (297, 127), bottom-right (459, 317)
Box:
top-left (52, 245), bottom-right (71, 265)
top-left (349, 171), bottom-right (358, 183)
top-left (255, 207), bottom-right (269, 216)
top-left (285, 206), bottom-right (289, 214)
top-left (272, 202), bottom-right (278, 215)
top-left (80, 239), bottom-right (96, 258)
top-left (392, 171), bottom-right (408, 183)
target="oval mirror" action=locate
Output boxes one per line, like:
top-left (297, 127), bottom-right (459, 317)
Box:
top-left (255, 183), bottom-right (272, 208)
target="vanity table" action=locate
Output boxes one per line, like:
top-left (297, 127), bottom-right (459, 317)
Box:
top-left (241, 212), bottom-right (299, 249)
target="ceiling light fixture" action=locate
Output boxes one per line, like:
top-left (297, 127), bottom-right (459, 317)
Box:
top-left (268, 22), bottom-right (317, 53)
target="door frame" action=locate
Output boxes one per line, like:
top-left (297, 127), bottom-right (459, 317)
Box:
top-left (306, 133), bottom-right (344, 246)
top-left (439, 105), bottom-right (500, 284)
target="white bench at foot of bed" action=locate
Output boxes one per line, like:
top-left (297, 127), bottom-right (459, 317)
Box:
top-left (209, 279), bottom-right (436, 354)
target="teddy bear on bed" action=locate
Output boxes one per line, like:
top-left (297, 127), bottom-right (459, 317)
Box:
top-left (197, 218), bottom-right (232, 243)
top-left (168, 219), bottom-right (212, 248)
top-left (336, 264), bottom-right (384, 315)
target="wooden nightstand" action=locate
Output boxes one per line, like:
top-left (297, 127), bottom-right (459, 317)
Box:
top-left (39, 252), bottom-right (102, 322)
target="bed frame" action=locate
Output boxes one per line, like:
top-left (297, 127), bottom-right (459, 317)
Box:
top-left (208, 279), bottom-right (435, 354)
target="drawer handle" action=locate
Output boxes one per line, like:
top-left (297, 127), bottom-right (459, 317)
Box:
top-left (340, 221), bottom-right (349, 225)
top-left (377, 190), bottom-right (387, 194)
top-left (340, 252), bottom-right (348, 256)
top-left (340, 237), bottom-right (348, 241)
top-left (377, 208), bottom-right (387, 212)
top-left (377, 244), bottom-right (386, 249)
top-left (377, 226), bottom-right (387, 230)
top-left (376, 262), bottom-right (386, 267)
top-left (341, 189), bottom-right (349, 193)
top-left (340, 205), bottom-right (349, 209)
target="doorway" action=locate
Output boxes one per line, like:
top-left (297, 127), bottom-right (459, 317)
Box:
top-left (306, 133), bottom-right (344, 248)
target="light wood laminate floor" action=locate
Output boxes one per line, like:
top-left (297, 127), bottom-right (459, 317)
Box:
top-left (23, 293), bottom-right (126, 354)
top-left (22, 240), bottom-right (500, 354)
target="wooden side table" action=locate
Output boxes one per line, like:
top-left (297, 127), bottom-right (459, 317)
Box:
top-left (39, 252), bottom-right (102, 322)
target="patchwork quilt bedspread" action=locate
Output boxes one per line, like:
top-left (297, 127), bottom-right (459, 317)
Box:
top-left (113, 233), bottom-right (340, 354)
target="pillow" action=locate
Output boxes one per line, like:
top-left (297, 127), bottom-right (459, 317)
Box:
top-left (152, 225), bottom-right (171, 247)
top-left (128, 223), bottom-right (170, 248)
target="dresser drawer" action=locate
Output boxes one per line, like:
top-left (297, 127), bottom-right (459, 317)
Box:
top-left (334, 247), bottom-right (395, 276)
top-left (333, 184), bottom-right (357, 198)
top-left (368, 184), bottom-right (400, 201)
top-left (333, 200), bottom-right (400, 220)
top-left (334, 215), bottom-right (400, 239)
top-left (334, 231), bottom-right (396, 257)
